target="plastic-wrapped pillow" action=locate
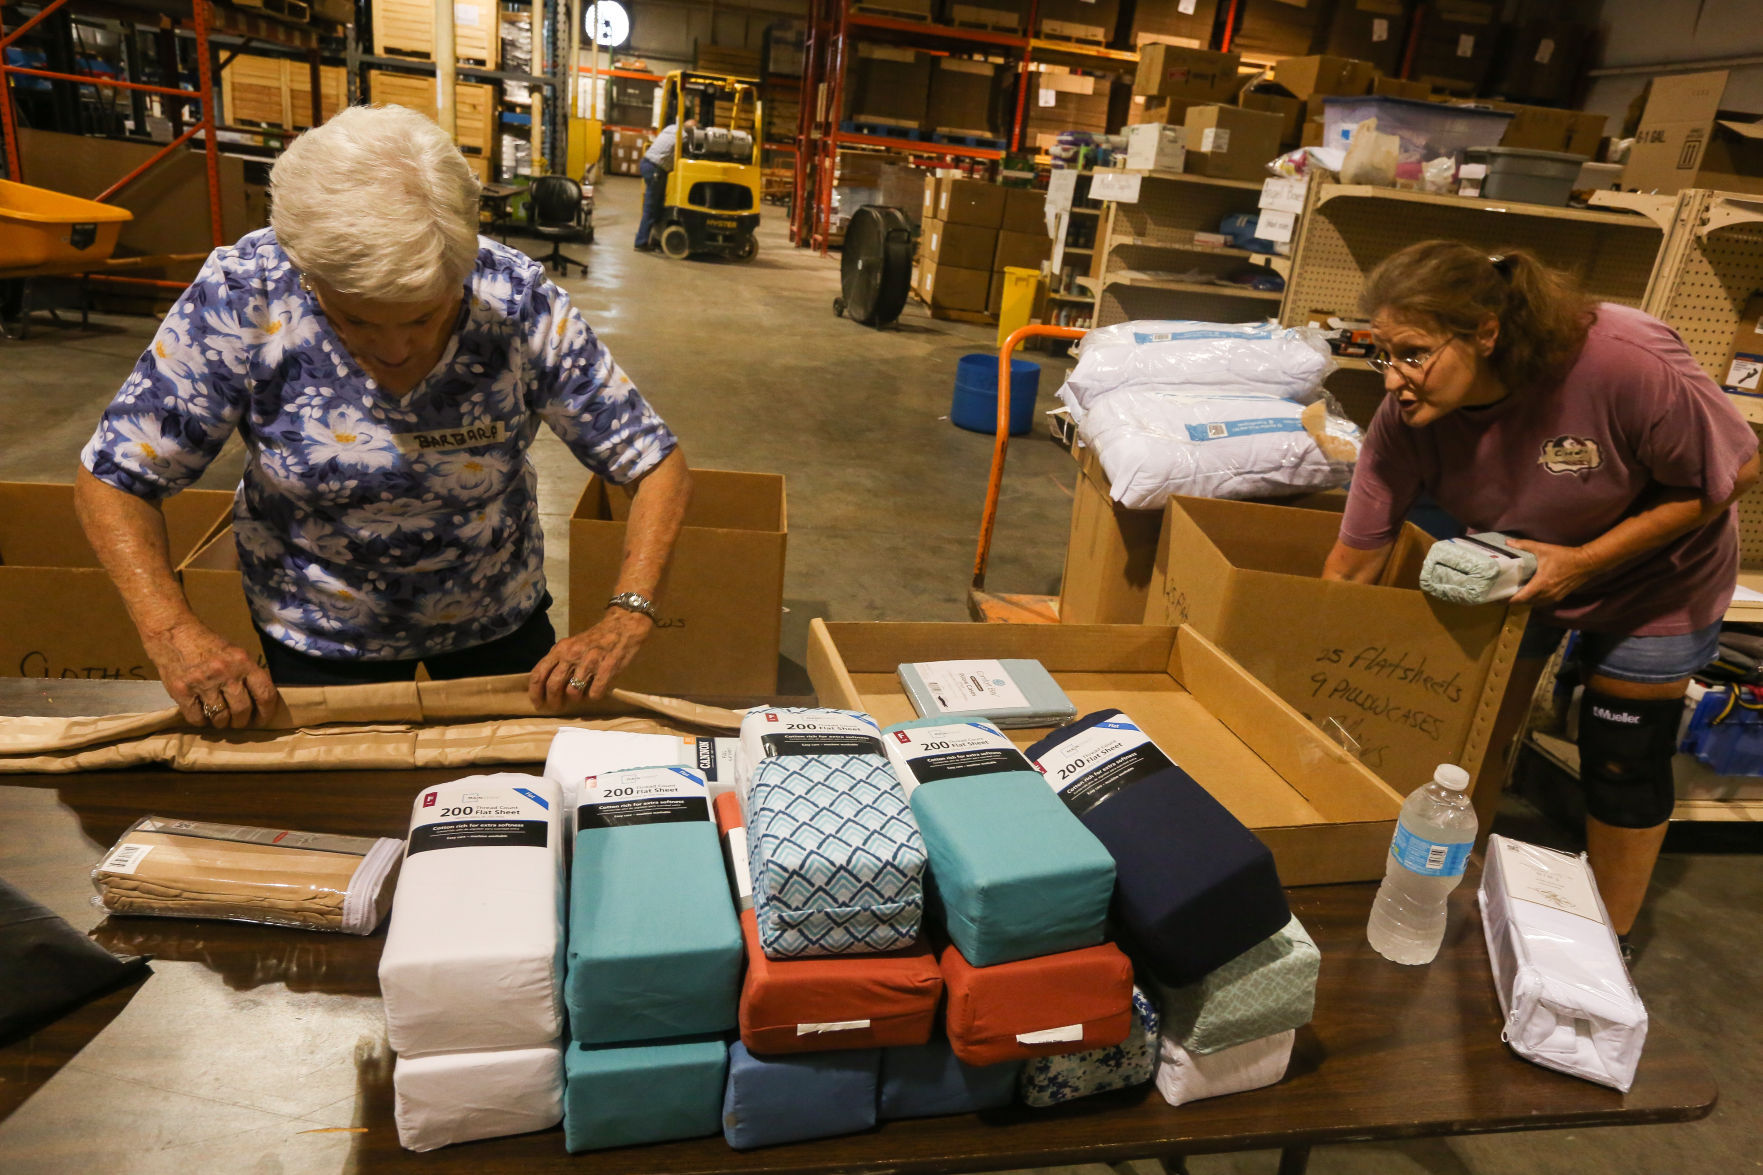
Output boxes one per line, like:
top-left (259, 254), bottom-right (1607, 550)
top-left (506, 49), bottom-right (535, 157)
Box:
top-left (1060, 320), bottom-right (1336, 410)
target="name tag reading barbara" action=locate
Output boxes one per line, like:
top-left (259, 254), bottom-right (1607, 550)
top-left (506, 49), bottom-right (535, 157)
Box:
top-left (393, 421), bottom-right (507, 454)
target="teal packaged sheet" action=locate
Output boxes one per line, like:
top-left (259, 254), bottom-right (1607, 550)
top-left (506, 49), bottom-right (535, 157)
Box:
top-left (1154, 915), bottom-right (1319, 1055)
top-left (567, 766), bottom-right (744, 1044)
top-left (563, 1036), bottom-right (727, 1152)
top-left (883, 717), bottom-right (1115, 967)
top-left (897, 659), bottom-right (1077, 729)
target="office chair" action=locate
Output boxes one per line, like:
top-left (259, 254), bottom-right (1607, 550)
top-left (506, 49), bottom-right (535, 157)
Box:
top-left (526, 175), bottom-right (592, 278)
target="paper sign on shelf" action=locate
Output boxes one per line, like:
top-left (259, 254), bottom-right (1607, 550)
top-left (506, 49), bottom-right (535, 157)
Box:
top-left (1179, 0), bottom-right (1197, 11)
top-left (1259, 176), bottom-right (1307, 214)
top-left (1088, 172), bottom-right (1142, 203)
top-left (1253, 209), bottom-right (1296, 244)
top-left (454, 3), bottom-right (479, 25)
top-left (1372, 17), bottom-right (1388, 41)
top-left (1457, 34), bottom-right (1475, 58)
top-left (1038, 88), bottom-right (1057, 107)
top-left (1535, 38), bottom-right (1554, 65)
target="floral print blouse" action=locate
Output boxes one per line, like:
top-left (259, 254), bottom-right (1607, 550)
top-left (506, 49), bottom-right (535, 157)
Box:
top-left (81, 228), bottom-right (677, 661)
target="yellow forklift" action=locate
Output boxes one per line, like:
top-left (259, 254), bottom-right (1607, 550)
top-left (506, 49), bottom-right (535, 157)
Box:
top-left (651, 70), bottom-right (763, 261)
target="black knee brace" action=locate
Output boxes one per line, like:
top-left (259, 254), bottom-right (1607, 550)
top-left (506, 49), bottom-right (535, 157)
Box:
top-left (1576, 690), bottom-right (1682, 829)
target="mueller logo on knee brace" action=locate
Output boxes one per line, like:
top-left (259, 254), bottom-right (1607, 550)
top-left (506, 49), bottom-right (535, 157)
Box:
top-left (1591, 706), bottom-right (1642, 725)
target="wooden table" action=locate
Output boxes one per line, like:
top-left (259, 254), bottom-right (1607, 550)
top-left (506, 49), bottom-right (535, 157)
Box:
top-left (0, 765), bottom-right (1717, 1175)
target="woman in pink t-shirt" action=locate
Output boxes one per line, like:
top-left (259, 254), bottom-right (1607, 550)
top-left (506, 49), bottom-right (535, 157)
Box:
top-left (1324, 240), bottom-right (1759, 959)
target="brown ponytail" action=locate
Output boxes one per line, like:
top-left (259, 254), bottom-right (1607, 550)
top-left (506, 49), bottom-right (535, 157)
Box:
top-left (1360, 241), bottom-right (1595, 391)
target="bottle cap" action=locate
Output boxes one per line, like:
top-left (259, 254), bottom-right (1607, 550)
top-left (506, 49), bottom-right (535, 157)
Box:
top-left (1433, 764), bottom-right (1470, 792)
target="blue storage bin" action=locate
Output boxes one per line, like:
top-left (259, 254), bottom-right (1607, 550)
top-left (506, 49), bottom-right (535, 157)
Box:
top-left (951, 353), bottom-right (1039, 437)
top-left (1680, 686), bottom-right (1763, 776)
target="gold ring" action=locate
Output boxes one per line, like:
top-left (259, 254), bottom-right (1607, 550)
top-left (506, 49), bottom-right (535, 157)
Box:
top-left (201, 701), bottom-right (226, 718)
top-left (568, 677), bottom-right (590, 692)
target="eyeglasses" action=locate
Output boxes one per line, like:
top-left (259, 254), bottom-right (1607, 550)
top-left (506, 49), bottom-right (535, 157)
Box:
top-left (1366, 337), bottom-right (1461, 378)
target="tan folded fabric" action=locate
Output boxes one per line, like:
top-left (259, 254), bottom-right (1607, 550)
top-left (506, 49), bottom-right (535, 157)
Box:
top-left (0, 676), bottom-right (745, 775)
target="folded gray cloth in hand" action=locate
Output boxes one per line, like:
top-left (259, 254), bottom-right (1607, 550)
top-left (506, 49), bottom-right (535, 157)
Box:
top-left (1420, 533), bottom-right (1537, 605)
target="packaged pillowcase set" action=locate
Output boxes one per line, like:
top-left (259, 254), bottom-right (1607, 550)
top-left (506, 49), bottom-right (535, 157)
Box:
top-left (1419, 533), bottom-right (1537, 605)
top-left (896, 659), bottom-right (1077, 729)
top-left (90, 817), bottom-right (402, 934)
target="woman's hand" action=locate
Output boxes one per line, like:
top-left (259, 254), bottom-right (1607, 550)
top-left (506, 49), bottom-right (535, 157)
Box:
top-left (530, 609), bottom-right (656, 709)
top-left (1507, 539), bottom-right (1601, 606)
top-left (144, 620), bottom-right (280, 729)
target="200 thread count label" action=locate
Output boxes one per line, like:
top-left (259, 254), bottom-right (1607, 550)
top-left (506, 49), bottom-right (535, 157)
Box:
top-left (577, 766), bottom-right (710, 829)
top-left (884, 721), bottom-right (1031, 794)
top-left (1032, 716), bottom-right (1173, 818)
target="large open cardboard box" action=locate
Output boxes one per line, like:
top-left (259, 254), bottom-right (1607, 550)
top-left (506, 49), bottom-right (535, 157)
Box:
top-left (808, 619), bottom-right (1403, 886)
top-left (0, 484), bottom-right (233, 678)
top-left (1145, 497), bottom-right (1527, 798)
top-left (1622, 70), bottom-right (1763, 196)
top-left (570, 470), bottom-right (786, 696)
top-left (177, 526), bottom-right (266, 667)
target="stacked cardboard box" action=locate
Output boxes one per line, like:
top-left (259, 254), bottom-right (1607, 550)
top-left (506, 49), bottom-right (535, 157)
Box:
top-left (1183, 104), bottom-right (1284, 180)
top-left (989, 186), bottom-right (1050, 315)
top-left (1130, 0), bottom-right (1218, 49)
top-left (1230, 0), bottom-right (1324, 61)
top-left (1622, 70), bottom-right (1763, 196)
top-left (1454, 99), bottom-right (1604, 159)
top-left (928, 57), bottom-right (1001, 139)
top-left (1272, 54), bottom-right (1377, 146)
top-left (371, 0), bottom-right (500, 66)
top-left (1035, 0), bottom-right (1119, 44)
top-left (944, 0), bottom-right (1028, 34)
top-left (847, 45), bottom-right (931, 131)
top-left (1323, 0), bottom-right (1408, 76)
top-left (1130, 45), bottom-right (1243, 130)
top-left (917, 176), bottom-right (1003, 320)
top-left (1491, 18), bottom-right (1588, 105)
top-left (696, 43), bottom-right (762, 79)
top-left (1025, 67), bottom-right (1114, 151)
top-left (220, 54), bottom-right (346, 131)
top-left (1409, 0), bottom-right (1496, 95)
top-left (834, 154), bottom-right (927, 236)
top-left (764, 21), bottom-right (805, 76)
top-left (608, 129), bottom-right (652, 176)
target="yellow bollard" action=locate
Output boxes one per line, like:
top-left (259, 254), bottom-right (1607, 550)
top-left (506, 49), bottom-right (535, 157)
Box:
top-left (996, 266), bottom-right (1047, 349)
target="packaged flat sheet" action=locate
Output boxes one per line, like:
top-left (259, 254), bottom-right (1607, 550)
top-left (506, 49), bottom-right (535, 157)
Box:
top-left (896, 660), bottom-right (1077, 728)
top-left (567, 766), bottom-right (743, 1045)
top-left (722, 1041), bottom-right (880, 1150)
top-left (1156, 915), bottom-right (1319, 1055)
top-left (1020, 986), bottom-right (1160, 1107)
top-left (1154, 1029), bottom-right (1293, 1107)
top-left (740, 706), bottom-right (886, 769)
top-left (1479, 835), bottom-right (1648, 1092)
top-left (563, 1036), bottom-right (727, 1153)
top-left (940, 939), bottom-right (1135, 1067)
top-left (1028, 710), bottom-right (1290, 986)
top-left (715, 793), bottom-right (941, 1053)
top-left (544, 727), bottom-right (742, 814)
top-left (883, 717), bottom-right (1114, 967)
top-left (878, 1035), bottom-right (1023, 1120)
top-left (393, 1039), bottom-right (563, 1152)
top-left (1420, 533), bottom-right (1537, 605)
top-left (746, 753), bottom-right (926, 958)
top-left (90, 817), bottom-right (401, 934)
top-left (379, 774), bottom-right (565, 1056)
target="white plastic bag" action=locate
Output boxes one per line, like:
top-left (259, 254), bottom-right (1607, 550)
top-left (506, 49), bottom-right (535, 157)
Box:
top-left (1060, 320), bottom-right (1336, 411)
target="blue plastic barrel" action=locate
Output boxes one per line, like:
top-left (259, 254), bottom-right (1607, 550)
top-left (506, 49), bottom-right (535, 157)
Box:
top-left (951, 354), bottom-right (1040, 437)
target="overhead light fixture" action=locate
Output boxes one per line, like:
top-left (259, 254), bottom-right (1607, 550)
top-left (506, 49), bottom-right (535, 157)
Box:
top-left (585, 1), bottom-right (631, 48)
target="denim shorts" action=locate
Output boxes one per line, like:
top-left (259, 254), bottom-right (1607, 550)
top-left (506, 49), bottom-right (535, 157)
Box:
top-left (1516, 616), bottom-right (1722, 684)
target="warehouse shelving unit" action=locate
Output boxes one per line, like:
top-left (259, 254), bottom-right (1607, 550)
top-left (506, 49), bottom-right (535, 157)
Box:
top-left (1088, 168), bottom-right (1279, 328)
top-left (1527, 729), bottom-right (1763, 824)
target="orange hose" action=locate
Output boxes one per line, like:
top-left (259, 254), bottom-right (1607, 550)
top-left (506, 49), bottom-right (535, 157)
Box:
top-left (971, 323), bottom-right (1086, 591)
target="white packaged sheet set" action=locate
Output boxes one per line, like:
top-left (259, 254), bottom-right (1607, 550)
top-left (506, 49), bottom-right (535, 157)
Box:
top-left (393, 1039), bottom-right (565, 1151)
top-left (543, 728), bottom-right (741, 817)
top-left (1479, 835), bottom-right (1648, 1092)
top-left (379, 774), bottom-right (566, 1057)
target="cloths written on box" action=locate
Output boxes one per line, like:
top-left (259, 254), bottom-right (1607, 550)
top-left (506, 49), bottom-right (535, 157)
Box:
top-left (564, 1035), bottom-right (728, 1152)
top-left (567, 765), bottom-right (743, 1045)
top-left (1019, 986), bottom-right (1160, 1107)
top-left (746, 752), bottom-right (927, 959)
top-left (1155, 1028), bottom-right (1295, 1107)
top-left (90, 817), bottom-right (402, 934)
top-left (896, 659), bottom-right (1077, 728)
top-left (1156, 916), bottom-right (1320, 1056)
top-left (379, 774), bottom-right (565, 1056)
top-left (940, 939), bottom-right (1136, 1067)
top-left (1028, 710), bottom-right (1290, 986)
top-left (884, 717), bottom-right (1114, 967)
top-left (394, 1040), bottom-right (565, 1152)
top-left (714, 792), bottom-right (942, 1054)
top-left (878, 1035), bottom-right (1023, 1120)
top-left (722, 1041), bottom-right (880, 1150)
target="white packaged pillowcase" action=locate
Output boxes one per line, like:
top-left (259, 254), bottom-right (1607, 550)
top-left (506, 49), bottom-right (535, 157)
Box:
top-left (1077, 392), bottom-right (1362, 509)
top-left (1060, 321), bottom-right (1336, 410)
top-left (543, 728), bottom-right (741, 817)
top-left (1155, 1030), bottom-right (1294, 1107)
top-left (393, 1039), bottom-right (565, 1151)
top-left (379, 774), bottom-right (565, 1056)
top-left (1479, 835), bottom-right (1648, 1092)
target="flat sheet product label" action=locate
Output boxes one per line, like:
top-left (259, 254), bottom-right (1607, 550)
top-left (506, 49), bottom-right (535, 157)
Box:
top-left (577, 766), bottom-right (710, 829)
top-left (1034, 717), bottom-right (1174, 817)
top-left (722, 826), bottom-right (754, 908)
top-left (1390, 824), bottom-right (1471, 878)
top-left (757, 711), bottom-right (884, 758)
top-left (133, 817), bottom-right (376, 857)
top-left (1495, 839), bottom-right (1605, 924)
top-left (913, 659), bottom-right (1030, 715)
top-left (686, 736), bottom-right (738, 783)
top-left (885, 722), bottom-right (1032, 795)
top-left (100, 843), bottom-right (154, 875)
top-left (408, 787), bottom-right (551, 855)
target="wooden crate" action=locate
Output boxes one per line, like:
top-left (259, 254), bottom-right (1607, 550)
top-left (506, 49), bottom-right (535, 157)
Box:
top-left (371, 0), bottom-right (499, 66)
top-left (221, 54), bottom-right (345, 130)
top-left (366, 69), bottom-right (496, 156)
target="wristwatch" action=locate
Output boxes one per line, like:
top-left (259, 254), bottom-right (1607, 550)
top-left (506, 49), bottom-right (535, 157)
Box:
top-left (607, 591), bottom-right (658, 621)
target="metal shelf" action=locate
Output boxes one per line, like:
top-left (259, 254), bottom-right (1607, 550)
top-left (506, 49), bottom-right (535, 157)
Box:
top-left (1317, 185), bottom-right (1665, 228)
top-left (1109, 236), bottom-right (1267, 260)
top-left (1104, 278), bottom-right (1282, 302)
top-left (1028, 37), bottom-right (1139, 63)
top-left (848, 10), bottom-right (1029, 49)
top-left (1528, 731), bottom-right (1763, 823)
top-left (829, 130), bottom-right (1003, 161)
top-left (1116, 167), bottom-right (1267, 192)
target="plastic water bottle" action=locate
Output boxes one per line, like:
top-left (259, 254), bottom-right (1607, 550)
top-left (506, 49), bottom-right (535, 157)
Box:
top-left (1366, 764), bottom-right (1477, 965)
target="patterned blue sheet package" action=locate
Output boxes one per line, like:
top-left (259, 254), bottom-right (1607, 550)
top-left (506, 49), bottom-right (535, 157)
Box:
top-left (1019, 986), bottom-right (1160, 1107)
top-left (745, 754), bottom-right (927, 959)
top-left (878, 1035), bottom-right (1024, 1120)
top-left (721, 1041), bottom-right (880, 1150)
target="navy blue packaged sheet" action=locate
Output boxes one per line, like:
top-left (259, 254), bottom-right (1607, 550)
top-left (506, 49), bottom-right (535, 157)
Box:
top-left (878, 1034), bottom-right (1023, 1120)
top-left (1027, 709), bottom-right (1289, 986)
top-left (721, 1041), bottom-right (880, 1150)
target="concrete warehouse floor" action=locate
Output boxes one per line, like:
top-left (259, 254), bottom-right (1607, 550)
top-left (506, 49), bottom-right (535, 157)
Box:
top-left (2, 175), bottom-right (1758, 1174)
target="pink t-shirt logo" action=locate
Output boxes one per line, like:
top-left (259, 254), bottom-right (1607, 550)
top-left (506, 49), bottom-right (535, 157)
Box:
top-left (1538, 435), bottom-right (1604, 476)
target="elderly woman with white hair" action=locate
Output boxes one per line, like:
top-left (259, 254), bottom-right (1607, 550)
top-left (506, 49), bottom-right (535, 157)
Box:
top-left (74, 105), bottom-right (691, 728)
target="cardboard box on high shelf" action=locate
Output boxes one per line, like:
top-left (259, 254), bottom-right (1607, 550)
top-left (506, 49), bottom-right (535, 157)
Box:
top-left (1241, 85), bottom-right (1305, 151)
top-left (1126, 120), bottom-right (1188, 170)
top-left (1323, 0), bottom-right (1408, 76)
top-left (1723, 293), bottom-right (1763, 396)
top-left (1372, 75), bottom-right (1431, 100)
top-left (1035, 0), bottom-right (1121, 44)
top-left (938, 176), bottom-right (1008, 227)
top-left (1134, 44), bottom-right (1243, 101)
top-left (1272, 54), bottom-right (1377, 101)
top-left (1494, 18), bottom-right (1590, 107)
top-left (1622, 71), bottom-right (1763, 196)
top-left (177, 526), bottom-right (266, 668)
top-left (928, 56), bottom-right (1000, 137)
top-left (1131, 0), bottom-right (1218, 49)
top-left (570, 470), bottom-right (786, 696)
top-left (1183, 104), bottom-right (1285, 180)
top-left (848, 44), bottom-right (932, 129)
top-left (1145, 496), bottom-right (1527, 809)
top-left (1000, 186), bottom-right (1046, 234)
top-left (920, 256), bottom-right (994, 316)
top-left (922, 174), bottom-right (942, 223)
top-left (807, 619), bottom-right (1405, 886)
top-left (947, 0), bottom-right (1028, 33)
top-left (1230, 0), bottom-right (1326, 61)
top-left (924, 217), bottom-right (1000, 270)
top-left (1451, 99), bottom-right (1605, 159)
top-left (0, 484), bottom-right (234, 679)
top-left (1409, 0), bottom-right (1497, 96)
